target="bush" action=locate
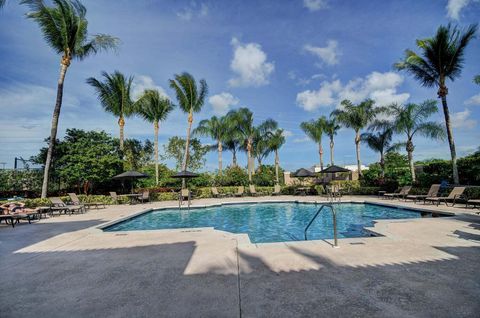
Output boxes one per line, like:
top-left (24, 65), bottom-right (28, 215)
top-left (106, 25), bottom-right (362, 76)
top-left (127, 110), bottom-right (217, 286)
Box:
top-left (213, 166), bottom-right (249, 186)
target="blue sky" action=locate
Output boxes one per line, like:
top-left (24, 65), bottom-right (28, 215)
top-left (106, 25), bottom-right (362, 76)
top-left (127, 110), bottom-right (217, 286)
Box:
top-left (0, 0), bottom-right (479, 171)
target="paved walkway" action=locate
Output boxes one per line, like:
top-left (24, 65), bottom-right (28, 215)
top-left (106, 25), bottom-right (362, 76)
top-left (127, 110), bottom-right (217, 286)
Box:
top-left (1, 196), bottom-right (479, 317)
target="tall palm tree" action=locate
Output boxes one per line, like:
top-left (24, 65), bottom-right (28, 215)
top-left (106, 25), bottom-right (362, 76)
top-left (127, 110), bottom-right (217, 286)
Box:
top-left (169, 72), bottom-right (208, 187)
top-left (361, 121), bottom-right (401, 178)
top-left (385, 100), bottom-right (445, 182)
top-left (269, 129), bottom-right (286, 184)
top-left (331, 99), bottom-right (377, 177)
top-left (324, 117), bottom-right (341, 166)
top-left (222, 111), bottom-right (242, 167)
top-left (300, 116), bottom-right (327, 170)
top-left (394, 24), bottom-right (477, 184)
top-left (193, 116), bottom-right (229, 175)
top-left (228, 108), bottom-right (255, 182)
top-left (22, 0), bottom-right (119, 198)
top-left (87, 71), bottom-right (134, 151)
top-left (135, 89), bottom-right (175, 185)
top-left (252, 119), bottom-right (278, 171)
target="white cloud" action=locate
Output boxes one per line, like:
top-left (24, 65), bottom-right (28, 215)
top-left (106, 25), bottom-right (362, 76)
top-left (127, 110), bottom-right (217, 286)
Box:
top-left (296, 71), bottom-right (410, 112)
top-left (451, 109), bottom-right (477, 129)
top-left (176, 2), bottom-right (208, 21)
top-left (465, 93), bottom-right (480, 106)
top-left (296, 80), bottom-right (342, 111)
top-left (131, 75), bottom-right (169, 101)
top-left (228, 37), bottom-right (275, 87)
top-left (282, 130), bottom-right (293, 138)
top-left (293, 136), bottom-right (310, 143)
top-left (208, 92), bottom-right (239, 115)
top-left (446, 0), bottom-right (478, 19)
top-left (304, 40), bottom-right (340, 66)
top-left (303, 0), bottom-right (328, 11)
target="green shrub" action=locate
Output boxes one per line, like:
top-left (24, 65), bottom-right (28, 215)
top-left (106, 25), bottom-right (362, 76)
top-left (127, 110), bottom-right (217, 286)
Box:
top-left (213, 166), bottom-right (249, 186)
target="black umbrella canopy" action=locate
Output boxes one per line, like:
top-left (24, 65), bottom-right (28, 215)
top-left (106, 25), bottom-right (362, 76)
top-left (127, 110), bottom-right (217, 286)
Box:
top-left (171, 170), bottom-right (199, 179)
top-left (112, 171), bottom-right (150, 180)
top-left (319, 165), bottom-right (350, 174)
top-left (292, 168), bottom-right (316, 178)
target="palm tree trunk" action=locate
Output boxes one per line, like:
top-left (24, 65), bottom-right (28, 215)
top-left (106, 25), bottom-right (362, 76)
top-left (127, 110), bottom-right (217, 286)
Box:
top-left (218, 141), bottom-right (223, 176)
top-left (118, 116), bottom-right (125, 151)
top-left (41, 61), bottom-right (69, 198)
top-left (406, 139), bottom-right (416, 182)
top-left (232, 149), bottom-right (237, 167)
top-left (247, 139), bottom-right (252, 183)
top-left (330, 137), bottom-right (334, 166)
top-left (154, 121), bottom-right (159, 185)
top-left (380, 153), bottom-right (385, 178)
top-left (318, 142), bottom-right (324, 171)
top-left (440, 93), bottom-right (459, 184)
top-left (182, 110), bottom-right (193, 188)
top-left (275, 149), bottom-right (280, 184)
top-left (355, 131), bottom-right (362, 177)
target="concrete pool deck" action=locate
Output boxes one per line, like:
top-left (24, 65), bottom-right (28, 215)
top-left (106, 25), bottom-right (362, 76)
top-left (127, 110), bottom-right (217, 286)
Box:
top-left (1, 195), bottom-right (479, 317)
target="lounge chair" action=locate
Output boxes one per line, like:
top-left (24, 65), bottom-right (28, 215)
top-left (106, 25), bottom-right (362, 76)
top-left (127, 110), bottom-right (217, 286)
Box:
top-left (234, 186), bottom-right (245, 197)
top-left (110, 192), bottom-right (119, 204)
top-left (139, 191), bottom-right (150, 204)
top-left (425, 186), bottom-right (466, 207)
top-left (211, 187), bottom-right (226, 198)
top-left (0, 204), bottom-right (37, 226)
top-left (326, 184), bottom-right (342, 199)
top-left (179, 189), bottom-right (191, 207)
top-left (249, 185), bottom-right (260, 197)
top-left (466, 199), bottom-right (480, 212)
top-left (272, 184), bottom-right (281, 196)
top-left (384, 186), bottom-right (412, 200)
top-left (68, 193), bottom-right (105, 209)
top-left (49, 197), bottom-right (85, 214)
top-left (405, 184), bottom-right (440, 204)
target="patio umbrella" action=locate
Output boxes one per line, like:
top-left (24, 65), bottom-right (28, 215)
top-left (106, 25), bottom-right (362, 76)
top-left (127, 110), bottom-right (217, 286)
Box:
top-left (171, 170), bottom-right (199, 189)
top-left (319, 165), bottom-right (350, 183)
top-left (292, 168), bottom-right (316, 178)
top-left (292, 168), bottom-right (316, 186)
top-left (112, 171), bottom-right (150, 193)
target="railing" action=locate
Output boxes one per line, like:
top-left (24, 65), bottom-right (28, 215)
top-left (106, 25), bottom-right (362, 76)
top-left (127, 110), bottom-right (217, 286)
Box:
top-left (304, 204), bottom-right (338, 247)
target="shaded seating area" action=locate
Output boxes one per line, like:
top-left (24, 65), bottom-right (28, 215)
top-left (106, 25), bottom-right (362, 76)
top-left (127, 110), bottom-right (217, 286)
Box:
top-left (384, 186), bottom-right (412, 200)
top-left (68, 193), bottom-right (106, 209)
top-left (49, 197), bottom-right (85, 214)
top-left (425, 187), bottom-right (466, 207)
top-left (405, 184), bottom-right (440, 203)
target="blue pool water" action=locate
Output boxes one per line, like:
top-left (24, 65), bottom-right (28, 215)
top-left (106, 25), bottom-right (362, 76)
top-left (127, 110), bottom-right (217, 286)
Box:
top-left (104, 203), bottom-right (430, 243)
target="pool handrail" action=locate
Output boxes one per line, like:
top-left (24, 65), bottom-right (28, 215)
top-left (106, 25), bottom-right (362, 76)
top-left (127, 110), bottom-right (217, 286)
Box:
top-left (304, 204), bottom-right (338, 247)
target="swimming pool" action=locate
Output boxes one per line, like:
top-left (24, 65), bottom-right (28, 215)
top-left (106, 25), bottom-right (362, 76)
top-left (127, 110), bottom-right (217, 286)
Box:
top-left (103, 202), bottom-right (440, 243)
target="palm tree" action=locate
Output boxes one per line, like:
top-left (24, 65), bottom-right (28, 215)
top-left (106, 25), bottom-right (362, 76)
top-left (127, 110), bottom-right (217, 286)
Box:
top-left (21, 0), bottom-right (119, 198)
top-left (361, 121), bottom-right (401, 178)
top-left (252, 119), bottom-right (278, 171)
top-left (169, 72), bottom-right (208, 187)
top-left (474, 75), bottom-right (480, 85)
top-left (331, 99), bottom-right (377, 177)
top-left (269, 129), bottom-right (286, 184)
top-left (135, 89), bottom-right (175, 185)
top-left (324, 117), bottom-right (341, 166)
top-left (228, 108), bottom-right (255, 182)
top-left (193, 116), bottom-right (229, 175)
top-left (0, 0), bottom-right (6, 8)
top-left (394, 24), bottom-right (477, 184)
top-left (87, 71), bottom-right (134, 151)
top-left (300, 116), bottom-right (327, 170)
top-left (385, 100), bottom-right (445, 182)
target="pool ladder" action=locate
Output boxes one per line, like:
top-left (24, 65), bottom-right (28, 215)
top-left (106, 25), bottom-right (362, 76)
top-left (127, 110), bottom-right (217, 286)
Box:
top-left (304, 204), bottom-right (338, 247)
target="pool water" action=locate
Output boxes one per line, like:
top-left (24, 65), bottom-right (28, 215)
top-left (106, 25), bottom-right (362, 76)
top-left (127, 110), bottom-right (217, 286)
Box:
top-left (103, 203), bottom-right (431, 243)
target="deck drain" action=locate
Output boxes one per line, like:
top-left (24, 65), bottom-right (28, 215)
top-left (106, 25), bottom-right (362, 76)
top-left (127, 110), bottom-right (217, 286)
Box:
top-left (115, 233), bottom-right (128, 236)
top-left (349, 242), bottom-right (365, 245)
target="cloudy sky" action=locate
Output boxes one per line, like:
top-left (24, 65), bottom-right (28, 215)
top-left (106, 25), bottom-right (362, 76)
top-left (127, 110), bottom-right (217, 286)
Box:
top-left (0, 0), bottom-right (479, 171)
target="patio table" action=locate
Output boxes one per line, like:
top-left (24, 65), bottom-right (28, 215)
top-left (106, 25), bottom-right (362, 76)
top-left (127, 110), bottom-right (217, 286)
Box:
top-left (120, 194), bottom-right (142, 205)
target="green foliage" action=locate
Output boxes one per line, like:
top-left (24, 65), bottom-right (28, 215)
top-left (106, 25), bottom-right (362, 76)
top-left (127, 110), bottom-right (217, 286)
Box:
top-left (123, 139), bottom-right (153, 171)
top-left (21, 0), bottom-right (119, 61)
top-left (362, 152), bottom-right (412, 188)
top-left (87, 71), bottom-right (135, 118)
top-left (0, 169), bottom-right (43, 197)
top-left (252, 165), bottom-right (283, 186)
top-left (161, 137), bottom-right (209, 171)
top-left (332, 99), bottom-right (377, 132)
top-left (169, 72), bottom-right (208, 114)
top-left (213, 166), bottom-right (249, 186)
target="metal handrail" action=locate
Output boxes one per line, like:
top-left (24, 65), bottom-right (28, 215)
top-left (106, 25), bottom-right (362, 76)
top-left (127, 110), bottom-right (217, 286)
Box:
top-left (304, 204), bottom-right (338, 247)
